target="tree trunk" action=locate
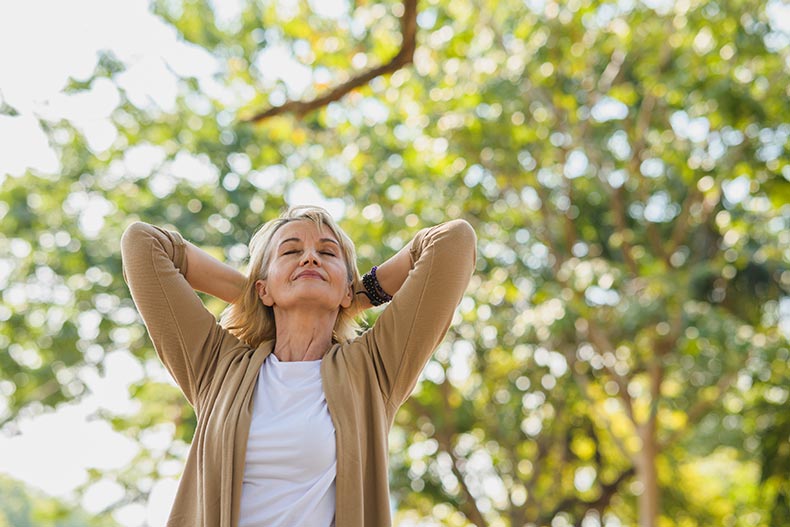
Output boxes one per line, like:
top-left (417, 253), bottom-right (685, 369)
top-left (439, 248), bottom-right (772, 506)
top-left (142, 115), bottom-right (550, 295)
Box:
top-left (636, 359), bottom-right (662, 527)
top-left (636, 420), bottom-right (659, 527)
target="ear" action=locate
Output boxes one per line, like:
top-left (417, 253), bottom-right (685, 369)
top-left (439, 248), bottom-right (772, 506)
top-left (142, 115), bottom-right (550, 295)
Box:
top-left (255, 279), bottom-right (274, 307)
top-left (340, 281), bottom-right (353, 309)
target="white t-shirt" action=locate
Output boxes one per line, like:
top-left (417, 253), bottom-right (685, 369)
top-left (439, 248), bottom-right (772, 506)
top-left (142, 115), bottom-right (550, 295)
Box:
top-left (238, 352), bottom-right (337, 527)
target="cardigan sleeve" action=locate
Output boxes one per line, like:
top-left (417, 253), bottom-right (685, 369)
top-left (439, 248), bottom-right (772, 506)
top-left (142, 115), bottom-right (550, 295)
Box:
top-left (363, 219), bottom-right (477, 412)
top-left (120, 221), bottom-right (234, 407)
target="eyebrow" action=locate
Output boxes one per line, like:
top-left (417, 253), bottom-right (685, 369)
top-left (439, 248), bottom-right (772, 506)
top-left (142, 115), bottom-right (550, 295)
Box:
top-left (278, 237), bottom-right (340, 248)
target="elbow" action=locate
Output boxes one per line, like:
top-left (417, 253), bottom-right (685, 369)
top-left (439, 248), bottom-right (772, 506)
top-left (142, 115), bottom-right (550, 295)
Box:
top-left (446, 219), bottom-right (477, 245)
top-left (447, 218), bottom-right (477, 249)
top-left (121, 221), bottom-right (167, 265)
top-left (121, 221), bottom-right (188, 280)
top-left (122, 220), bottom-right (150, 238)
top-left (120, 222), bottom-right (150, 285)
top-left (121, 221), bottom-right (152, 252)
top-left (438, 219), bottom-right (478, 270)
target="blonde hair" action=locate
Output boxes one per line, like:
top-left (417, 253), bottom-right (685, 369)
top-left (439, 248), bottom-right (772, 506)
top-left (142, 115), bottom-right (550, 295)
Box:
top-left (219, 205), bottom-right (363, 349)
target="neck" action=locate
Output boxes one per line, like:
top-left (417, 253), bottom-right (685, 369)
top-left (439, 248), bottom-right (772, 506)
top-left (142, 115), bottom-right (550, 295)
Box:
top-left (271, 306), bottom-right (337, 361)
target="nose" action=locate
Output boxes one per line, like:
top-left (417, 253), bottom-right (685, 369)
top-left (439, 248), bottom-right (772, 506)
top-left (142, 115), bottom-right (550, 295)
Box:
top-left (299, 247), bottom-right (321, 266)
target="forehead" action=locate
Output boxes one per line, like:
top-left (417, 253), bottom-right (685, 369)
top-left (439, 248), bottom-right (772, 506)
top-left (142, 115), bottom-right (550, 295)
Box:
top-left (273, 220), bottom-right (339, 244)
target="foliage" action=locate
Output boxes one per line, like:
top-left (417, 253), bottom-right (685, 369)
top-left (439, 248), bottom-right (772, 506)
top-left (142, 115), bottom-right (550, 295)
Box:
top-left (0, 475), bottom-right (120, 527)
top-left (1, 0), bottom-right (788, 525)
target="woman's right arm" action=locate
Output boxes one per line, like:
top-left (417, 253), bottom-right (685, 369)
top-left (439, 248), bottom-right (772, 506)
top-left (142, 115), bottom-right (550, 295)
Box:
top-left (120, 221), bottom-right (237, 407)
top-left (183, 240), bottom-right (246, 305)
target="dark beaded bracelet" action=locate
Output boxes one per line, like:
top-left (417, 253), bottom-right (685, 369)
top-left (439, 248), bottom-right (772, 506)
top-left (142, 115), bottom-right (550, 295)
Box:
top-left (357, 282), bottom-right (385, 306)
top-left (359, 265), bottom-right (393, 306)
top-left (361, 273), bottom-right (386, 306)
top-left (369, 266), bottom-right (392, 301)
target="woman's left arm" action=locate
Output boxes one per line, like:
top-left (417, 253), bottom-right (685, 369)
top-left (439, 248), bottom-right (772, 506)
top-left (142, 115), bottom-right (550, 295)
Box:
top-left (360, 219), bottom-right (477, 411)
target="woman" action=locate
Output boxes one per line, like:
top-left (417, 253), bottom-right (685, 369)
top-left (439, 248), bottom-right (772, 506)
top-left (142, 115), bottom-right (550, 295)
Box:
top-left (120, 205), bottom-right (477, 527)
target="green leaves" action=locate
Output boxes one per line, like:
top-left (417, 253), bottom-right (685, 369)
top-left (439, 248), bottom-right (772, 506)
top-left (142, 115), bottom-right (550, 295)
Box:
top-left (2, 0), bottom-right (789, 524)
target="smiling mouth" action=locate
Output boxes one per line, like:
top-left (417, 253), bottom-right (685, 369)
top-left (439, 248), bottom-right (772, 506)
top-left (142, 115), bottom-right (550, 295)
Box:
top-left (296, 272), bottom-right (324, 280)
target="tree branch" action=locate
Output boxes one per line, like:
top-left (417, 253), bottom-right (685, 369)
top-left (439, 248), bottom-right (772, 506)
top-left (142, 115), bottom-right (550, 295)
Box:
top-left (612, 26), bottom-right (674, 269)
top-left (405, 386), bottom-right (488, 527)
top-left (437, 379), bottom-right (489, 527)
top-left (534, 466), bottom-right (635, 525)
top-left (535, 184), bottom-right (565, 274)
top-left (658, 367), bottom-right (739, 451)
top-left (666, 186), bottom-right (701, 259)
top-left (609, 184), bottom-right (640, 276)
top-left (562, 345), bottom-right (636, 465)
top-left (584, 325), bottom-right (637, 427)
top-left (597, 49), bottom-right (627, 94)
top-left (241, 0), bottom-right (418, 124)
top-left (668, 139), bottom-right (749, 259)
top-left (523, 433), bottom-right (554, 513)
top-left (439, 435), bottom-right (488, 527)
top-left (561, 149), bottom-right (579, 256)
top-left (644, 354), bottom-right (663, 434)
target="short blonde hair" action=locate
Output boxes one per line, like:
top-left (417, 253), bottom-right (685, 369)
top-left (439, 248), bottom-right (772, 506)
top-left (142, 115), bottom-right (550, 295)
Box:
top-left (219, 205), bottom-right (363, 349)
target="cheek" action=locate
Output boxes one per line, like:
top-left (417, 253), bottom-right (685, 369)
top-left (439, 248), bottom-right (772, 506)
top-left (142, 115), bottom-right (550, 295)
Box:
top-left (331, 262), bottom-right (351, 284)
top-left (264, 263), bottom-right (290, 290)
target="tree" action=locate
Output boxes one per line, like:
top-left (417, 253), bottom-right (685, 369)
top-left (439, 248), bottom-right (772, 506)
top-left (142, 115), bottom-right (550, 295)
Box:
top-left (1, 0), bottom-right (788, 525)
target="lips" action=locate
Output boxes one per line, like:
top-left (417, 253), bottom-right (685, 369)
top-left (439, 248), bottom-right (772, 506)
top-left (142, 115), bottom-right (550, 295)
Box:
top-left (295, 270), bottom-right (324, 280)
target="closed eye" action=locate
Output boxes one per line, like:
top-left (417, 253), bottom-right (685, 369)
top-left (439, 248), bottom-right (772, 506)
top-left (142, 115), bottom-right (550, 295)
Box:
top-left (282, 250), bottom-right (335, 256)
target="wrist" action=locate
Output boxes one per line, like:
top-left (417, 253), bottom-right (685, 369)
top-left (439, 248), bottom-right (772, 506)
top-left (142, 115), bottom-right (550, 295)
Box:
top-left (359, 266), bottom-right (392, 306)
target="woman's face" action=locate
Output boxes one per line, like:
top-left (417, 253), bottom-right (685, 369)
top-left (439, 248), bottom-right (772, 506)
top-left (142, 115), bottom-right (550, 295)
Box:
top-left (255, 220), bottom-right (353, 312)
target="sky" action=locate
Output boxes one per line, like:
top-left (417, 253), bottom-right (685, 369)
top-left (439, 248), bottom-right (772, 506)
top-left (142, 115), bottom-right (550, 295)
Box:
top-left (2, 0), bottom-right (790, 525)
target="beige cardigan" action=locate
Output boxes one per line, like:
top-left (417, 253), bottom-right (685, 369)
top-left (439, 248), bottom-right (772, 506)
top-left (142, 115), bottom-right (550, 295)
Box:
top-left (120, 218), bottom-right (477, 527)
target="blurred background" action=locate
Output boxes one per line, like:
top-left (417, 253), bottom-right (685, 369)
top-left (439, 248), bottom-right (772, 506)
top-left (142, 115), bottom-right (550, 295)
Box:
top-left (1, 0), bottom-right (789, 525)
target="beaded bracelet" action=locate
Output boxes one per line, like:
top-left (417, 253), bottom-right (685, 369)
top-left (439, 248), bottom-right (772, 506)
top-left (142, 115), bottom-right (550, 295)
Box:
top-left (371, 266), bottom-right (392, 299)
top-left (359, 265), bottom-right (393, 306)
